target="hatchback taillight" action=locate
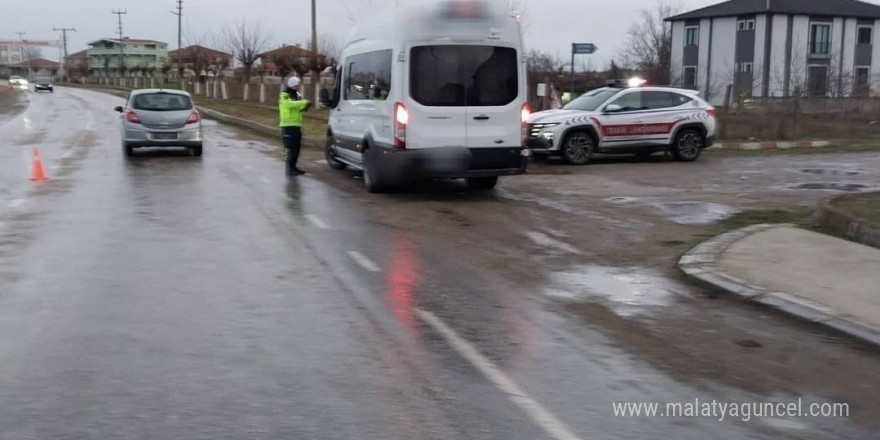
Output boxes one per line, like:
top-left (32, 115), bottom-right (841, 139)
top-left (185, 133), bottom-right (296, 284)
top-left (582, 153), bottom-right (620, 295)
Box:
top-left (186, 110), bottom-right (201, 124)
top-left (393, 102), bottom-right (408, 149)
top-left (125, 110), bottom-right (141, 124)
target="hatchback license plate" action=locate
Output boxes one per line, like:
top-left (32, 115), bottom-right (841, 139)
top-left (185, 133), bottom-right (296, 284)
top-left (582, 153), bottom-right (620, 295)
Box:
top-left (152, 133), bottom-right (177, 140)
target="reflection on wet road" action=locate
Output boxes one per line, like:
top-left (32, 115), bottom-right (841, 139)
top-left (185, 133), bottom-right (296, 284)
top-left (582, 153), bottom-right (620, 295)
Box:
top-left (0, 86), bottom-right (878, 439)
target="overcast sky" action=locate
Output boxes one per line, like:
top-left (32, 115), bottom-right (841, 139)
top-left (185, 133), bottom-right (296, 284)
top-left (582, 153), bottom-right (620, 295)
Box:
top-left (7, 0), bottom-right (880, 67)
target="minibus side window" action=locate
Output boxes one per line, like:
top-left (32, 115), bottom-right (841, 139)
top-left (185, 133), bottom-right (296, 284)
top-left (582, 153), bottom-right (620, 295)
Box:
top-left (344, 50), bottom-right (393, 101)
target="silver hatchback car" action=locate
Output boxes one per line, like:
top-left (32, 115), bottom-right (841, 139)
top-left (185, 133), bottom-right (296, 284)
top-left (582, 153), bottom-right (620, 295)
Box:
top-left (115, 89), bottom-right (203, 156)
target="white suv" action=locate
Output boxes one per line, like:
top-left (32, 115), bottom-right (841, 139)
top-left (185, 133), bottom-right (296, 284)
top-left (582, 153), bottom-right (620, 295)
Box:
top-left (527, 84), bottom-right (717, 164)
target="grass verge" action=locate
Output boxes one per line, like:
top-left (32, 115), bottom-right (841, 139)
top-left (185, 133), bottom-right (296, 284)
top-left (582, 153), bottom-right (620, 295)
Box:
top-left (192, 96), bottom-right (327, 141)
top-left (716, 207), bottom-right (815, 231)
top-left (707, 142), bottom-right (880, 157)
top-left (830, 192), bottom-right (880, 227)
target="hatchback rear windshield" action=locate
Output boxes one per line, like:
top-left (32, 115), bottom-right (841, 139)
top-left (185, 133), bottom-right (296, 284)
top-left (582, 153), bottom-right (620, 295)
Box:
top-left (410, 45), bottom-right (518, 107)
top-left (131, 93), bottom-right (193, 111)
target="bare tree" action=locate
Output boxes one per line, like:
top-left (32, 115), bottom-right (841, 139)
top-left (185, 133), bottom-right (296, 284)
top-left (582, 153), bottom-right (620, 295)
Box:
top-left (183, 29), bottom-right (222, 84)
top-left (623, 1), bottom-right (682, 85)
top-left (305, 34), bottom-right (340, 75)
top-left (268, 47), bottom-right (308, 81)
top-left (526, 49), bottom-right (565, 76)
top-left (826, 51), bottom-right (853, 98)
top-left (160, 63), bottom-right (172, 85)
top-left (22, 46), bottom-right (42, 61)
top-left (224, 21), bottom-right (271, 84)
top-left (70, 58), bottom-right (89, 81)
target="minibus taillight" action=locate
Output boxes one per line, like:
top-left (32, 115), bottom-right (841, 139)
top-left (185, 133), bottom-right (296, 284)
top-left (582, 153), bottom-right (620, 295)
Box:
top-left (521, 103), bottom-right (531, 147)
top-left (394, 102), bottom-right (408, 149)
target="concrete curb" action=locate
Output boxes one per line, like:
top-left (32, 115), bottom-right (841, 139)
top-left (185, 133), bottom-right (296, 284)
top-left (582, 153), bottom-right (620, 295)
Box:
top-left (816, 193), bottom-right (880, 250)
top-left (679, 223), bottom-right (880, 348)
top-left (708, 140), bottom-right (840, 150)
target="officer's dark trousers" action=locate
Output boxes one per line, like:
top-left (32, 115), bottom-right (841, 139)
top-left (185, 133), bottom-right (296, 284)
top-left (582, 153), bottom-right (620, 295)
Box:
top-left (281, 126), bottom-right (302, 175)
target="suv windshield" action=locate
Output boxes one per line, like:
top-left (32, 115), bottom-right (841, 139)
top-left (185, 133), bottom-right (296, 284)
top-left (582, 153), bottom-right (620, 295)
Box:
top-left (563, 88), bottom-right (621, 111)
top-left (36, 77), bottom-right (51, 83)
top-left (131, 93), bottom-right (193, 111)
top-left (410, 45), bottom-right (518, 106)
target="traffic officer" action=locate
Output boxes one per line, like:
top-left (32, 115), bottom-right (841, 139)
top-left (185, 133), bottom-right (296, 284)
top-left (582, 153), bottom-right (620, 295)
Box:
top-left (279, 76), bottom-right (311, 176)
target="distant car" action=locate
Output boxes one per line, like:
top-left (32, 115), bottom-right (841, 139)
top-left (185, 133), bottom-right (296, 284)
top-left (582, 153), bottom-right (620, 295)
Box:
top-left (34, 77), bottom-right (53, 93)
top-left (9, 75), bottom-right (28, 89)
top-left (115, 89), bottom-right (203, 157)
top-left (527, 82), bottom-right (717, 164)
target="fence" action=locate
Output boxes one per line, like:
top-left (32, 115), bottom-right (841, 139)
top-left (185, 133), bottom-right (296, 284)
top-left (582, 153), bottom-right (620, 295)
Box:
top-left (736, 97), bottom-right (880, 116)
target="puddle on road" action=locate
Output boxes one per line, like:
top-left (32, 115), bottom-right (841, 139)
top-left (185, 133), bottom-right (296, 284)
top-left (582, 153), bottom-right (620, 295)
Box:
top-left (800, 168), bottom-right (860, 176)
top-left (601, 197), bottom-right (738, 225)
top-left (651, 201), bottom-right (740, 225)
top-left (497, 188), bottom-right (579, 213)
top-left (603, 196), bottom-right (639, 204)
top-left (525, 231), bottom-right (583, 255)
top-left (545, 265), bottom-right (683, 316)
top-left (791, 182), bottom-right (869, 192)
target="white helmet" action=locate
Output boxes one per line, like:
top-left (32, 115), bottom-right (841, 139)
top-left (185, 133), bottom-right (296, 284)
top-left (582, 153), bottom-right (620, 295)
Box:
top-left (287, 76), bottom-right (301, 89)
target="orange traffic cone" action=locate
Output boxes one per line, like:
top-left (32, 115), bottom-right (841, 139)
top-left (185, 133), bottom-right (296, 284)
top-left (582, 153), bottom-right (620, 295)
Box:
top-left (29, 147), bottom-right (49, 181)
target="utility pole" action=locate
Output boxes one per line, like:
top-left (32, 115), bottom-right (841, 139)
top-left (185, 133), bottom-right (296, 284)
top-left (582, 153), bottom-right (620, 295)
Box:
top-left (112, 9), bottom-right (127, 79)
top-left (310, 0), bottom-right (318, 101)
top-left (54, 27), bottom-right (76, 82)
top-left (15, 31), bottom-right (29, 80)
top-left (171, 0), bottom-right (183, 89)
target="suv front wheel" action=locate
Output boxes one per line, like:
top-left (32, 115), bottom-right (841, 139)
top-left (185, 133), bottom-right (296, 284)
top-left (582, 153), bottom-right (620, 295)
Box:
top-left (561, 131), bottom-right (595, 165)
top-left (672, 128), bottom-right (704, 162)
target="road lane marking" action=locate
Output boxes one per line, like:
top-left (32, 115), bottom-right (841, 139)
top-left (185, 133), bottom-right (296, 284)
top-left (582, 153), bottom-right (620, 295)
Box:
top-left (63, 149), bottom-right (75, 159)
top-left (243, 164), bottom-right (254, 171)
top-left (415, 309), bottom-right (583, 440)
top-left (305, 215), bottom-right (329, 229)
top-left (347, 251), bottom-right (381, 273)
top-left (7, 199), bottom-right (25, 209)
top-left (259, 176), bottom-right (271, 184)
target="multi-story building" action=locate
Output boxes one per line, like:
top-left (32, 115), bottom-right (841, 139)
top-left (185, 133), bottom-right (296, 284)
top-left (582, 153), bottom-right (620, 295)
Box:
top-left (86, 38), bottom-right (169, 76)
top-left (667, 0), bottom-right (880, 104)
top-left (0, 40), bottom-right (25, 68)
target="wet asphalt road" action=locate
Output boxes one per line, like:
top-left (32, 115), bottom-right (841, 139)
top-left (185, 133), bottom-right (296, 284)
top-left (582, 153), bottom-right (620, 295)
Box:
top-left (1, 86), bottom-right (879, 439)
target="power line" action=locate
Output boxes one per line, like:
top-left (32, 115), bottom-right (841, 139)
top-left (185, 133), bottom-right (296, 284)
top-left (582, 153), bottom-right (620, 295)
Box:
top-left (54, 27), bottom-right (77, 82)
top-left (112, 9), bottom-right (127, 77)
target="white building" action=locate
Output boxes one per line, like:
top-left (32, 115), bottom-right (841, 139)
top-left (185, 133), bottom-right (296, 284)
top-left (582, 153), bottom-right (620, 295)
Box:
top-left (667, 0), bottom-right (880, 105)
top-left (0, 40), bottom-right (26, 68)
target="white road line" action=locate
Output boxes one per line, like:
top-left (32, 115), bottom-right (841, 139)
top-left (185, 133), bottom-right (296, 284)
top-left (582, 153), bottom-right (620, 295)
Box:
top-left (63, 149), bottom-right (75, 159)
top-left (7, 199), bottom-right (25, 209)
top-left (346, 250), bottom-right (381, 273)
top-left (243, 164), bottom-right (254, 171)
top-left (305, 214), bottom-right (329, 229)
top-left (50, 164), bottom-right (61, 171)
top-left (415, 309), bottom-right (583, 440)
top-left (259, 176), bottom-right (271, 184)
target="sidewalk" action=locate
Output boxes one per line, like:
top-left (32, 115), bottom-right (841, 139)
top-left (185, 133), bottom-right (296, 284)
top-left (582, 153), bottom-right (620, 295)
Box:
top-left (680, 224), bottom-right (880, 346)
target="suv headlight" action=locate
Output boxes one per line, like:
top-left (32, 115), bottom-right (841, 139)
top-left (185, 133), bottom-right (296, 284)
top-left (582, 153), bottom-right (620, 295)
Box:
top-left (528, 122), bottom-right (560, 138)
